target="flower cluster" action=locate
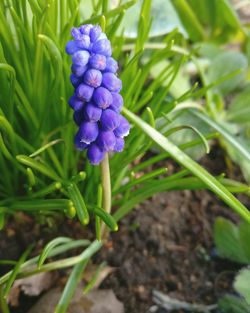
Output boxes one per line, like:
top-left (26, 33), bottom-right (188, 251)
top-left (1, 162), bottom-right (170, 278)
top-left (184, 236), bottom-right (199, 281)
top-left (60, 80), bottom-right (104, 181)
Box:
top-left (66, 24), bottom-right (130, 165)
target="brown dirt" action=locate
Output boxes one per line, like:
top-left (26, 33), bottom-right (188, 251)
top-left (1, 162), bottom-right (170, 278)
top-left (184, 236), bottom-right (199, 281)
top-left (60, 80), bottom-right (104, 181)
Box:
top-left (1, 146), bottom-right (249, 313)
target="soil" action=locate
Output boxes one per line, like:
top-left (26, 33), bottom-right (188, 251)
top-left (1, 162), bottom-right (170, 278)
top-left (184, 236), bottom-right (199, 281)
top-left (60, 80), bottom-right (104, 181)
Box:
top-left (0, 145), bottom-right (249, 313)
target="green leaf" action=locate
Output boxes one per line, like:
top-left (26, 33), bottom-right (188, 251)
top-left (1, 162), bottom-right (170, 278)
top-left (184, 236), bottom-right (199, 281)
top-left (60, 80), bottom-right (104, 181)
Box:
top-left (67, 183), bottom-right (89, 225)
top-left (239, 223), bottom-right (250, 261)
top-left (123, 107), bottom-right (250, 224)
top-left (234, 268), bottom-right (250, 305)
top-left (16, 155), bottom-right (62, 182)
top-left (218, 295), bottom-right (250, 313)
top-left (207, 51), bottom-right (247, 95)
top-left (38, 237), bottom-right (73, 268)
top-left (214, 217), bottom-right (249, 264)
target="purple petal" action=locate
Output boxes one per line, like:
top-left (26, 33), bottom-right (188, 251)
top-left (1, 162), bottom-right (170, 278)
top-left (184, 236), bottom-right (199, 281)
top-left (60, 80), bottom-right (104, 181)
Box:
top-left (70, 74), bottom-right (82, 88)
top-left (72, 50), bottom-right (90, 66)
top-left (79, 24), bottom-right (93, 35)
top-left (87, 144), bottom-right (105, 165)
top-left (93, 87), bottom-right (112, 109)
top-left (74, 132), bottom-right (89, 151)
top-left (89, 25), bottom-right (102, 42)
top-left (110, 93), bottom-right (123, 113)
top-left (101, 109), bottom-right (120, 131)
top-left (76, 35), bottom-right (91, 50)
top-left (84, 69), bottom-right (102, 88)
top-left (105, 57), bottom-right (118, 73)
top-left (77, 121), bottom-right (99, 144)
top-left (114, 115), bottom-right (130, 138)
top-left (84, 102), bottom-right (102, 122)
top-left (89, 54), bottom-right (106, 70)
top-left (76, 84), bottom-right (94, 102)
top-left (114, 137), bottom-right (124, 152)
top-left (97, 130), bottom-right (116, 151)
top-left (68, 95), bottom-right (84, 111)
top-left (71, 64), bottom-right (87, 78)
top-left (65, 40), bottom-right (79, 55)
top-left (71, 27), bottom-right (82, 40)
top-left (73, 108), bottom-right (85, 126)
top-left (102, 73), bottom-right (122, 92)
top-left (92, 39), bottom-right (112, 56)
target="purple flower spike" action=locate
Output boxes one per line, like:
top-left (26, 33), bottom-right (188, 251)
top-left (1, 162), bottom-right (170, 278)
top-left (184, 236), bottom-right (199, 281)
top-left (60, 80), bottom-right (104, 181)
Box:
top-left (97, 131), bottom-right (116, 151)
top-left (92, 39), bottom-right (112, 56)
top-left (72, 50), bottom-right (90, 66)
top-left (84, 102), bottom-right (102, 122)
top-left (79, 24), bottom-right (93, 35)
top-left (110, 93), bottom-right (123, 113)
top-left (84, 69), bottom-right (102, 88)
top-left (114, 115), bottom-right (130, 138)
top-left (71, 64), bottom-right (87, 77)
top-left (70, 74), bottom-right (82, 88)
top-left (114, 137), bottom-right (125, 152)
top-left (76, 35), bottom-right (91, 50)
top-left (73, 108), bottom-right (85, 126)
top-left (68, 95), bottom-right (84, 111)
top-left (65, 40), bottom-right (79, 55)
top-left (90, 25), bottom-right (102, 42)
top-left (87, 144), bottom-right (105, 165)
top-left (89, 54), bottom-right (106, 70)
top-left (77, 121), bottom-right (99, 144)
top-left (76, 84), bottom-right (94, 102)
top-left (93, 87), bottom-right (112, 109)
top-left (66, 24), bottom-right (130, 165)
top-left (102, 73), bottom-right (122, 92)
top-left (101, 109), bottom-right (120, 131)
top-left (74, 134), bottom-right (89, 151)
top-left (105, 57), bottom-right (118, 73)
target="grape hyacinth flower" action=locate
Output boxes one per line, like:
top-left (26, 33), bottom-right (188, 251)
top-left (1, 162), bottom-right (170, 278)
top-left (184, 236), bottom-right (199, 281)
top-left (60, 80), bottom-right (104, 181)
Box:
top-left (66, 24), bottom-right (130, 165)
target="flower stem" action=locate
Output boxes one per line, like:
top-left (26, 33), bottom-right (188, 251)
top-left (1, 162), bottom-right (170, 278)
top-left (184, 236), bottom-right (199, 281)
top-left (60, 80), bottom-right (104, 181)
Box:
top-left (101, 153), bottom-right (111, 237)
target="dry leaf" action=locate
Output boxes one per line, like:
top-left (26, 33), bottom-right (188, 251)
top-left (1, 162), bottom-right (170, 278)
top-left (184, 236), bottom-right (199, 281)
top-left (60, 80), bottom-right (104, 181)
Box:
top-left (28, 287), bottom-right (124, 313)
top-left (8, 272), bottom-right (55, 306)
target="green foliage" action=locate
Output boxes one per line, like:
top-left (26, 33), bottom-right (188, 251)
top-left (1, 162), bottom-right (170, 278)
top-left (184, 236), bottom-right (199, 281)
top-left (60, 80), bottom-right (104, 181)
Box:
top-left (234, 267), bottom-right (250, 305)
top-left (214, 217), bottom-right (250, 264)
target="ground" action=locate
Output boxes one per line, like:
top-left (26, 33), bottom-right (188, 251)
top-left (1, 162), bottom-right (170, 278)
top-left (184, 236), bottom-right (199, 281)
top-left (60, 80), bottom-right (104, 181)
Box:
top-left (0, 146), bottom-right (249, 312)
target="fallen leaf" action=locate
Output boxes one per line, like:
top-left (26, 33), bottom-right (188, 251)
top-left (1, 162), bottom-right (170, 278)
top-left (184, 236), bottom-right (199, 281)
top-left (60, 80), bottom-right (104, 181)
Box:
top-left (28, 287), bottom-right (124, 313)
top-left (8, 272), bottom-right (55, 306)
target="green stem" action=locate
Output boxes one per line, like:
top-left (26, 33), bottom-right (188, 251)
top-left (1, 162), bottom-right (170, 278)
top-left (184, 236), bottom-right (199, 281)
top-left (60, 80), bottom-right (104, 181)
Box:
top-left (101, 153), bottom-right (111, 236)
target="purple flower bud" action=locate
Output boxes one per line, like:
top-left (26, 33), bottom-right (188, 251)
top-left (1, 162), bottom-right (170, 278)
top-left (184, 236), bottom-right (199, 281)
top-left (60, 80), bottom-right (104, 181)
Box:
top-left (114, 137), bottom-right (124, 152)
top-left (70, 74), bottom-right (82, 88)
top-left (87, 144), bottom-right (105, 165)
top-left (101, 109), bottom-right (120, 131)
top-left (84, 102), bottom-right (102, 122)
top-left (76, 35), bottom-right (91, 50)
top-left (114, 115), bottom-right (130, 138)
top-left (72, 50), bottom-right (90, 66)
top-left (77, 121), bottom-right (99, 144)
top-left (110, 93), bottom-right (123, 113)
top-left (71, 64), bottom-right (87, 77)
top-left (92, 39), bottom-right (112, 56)
top-left (68, 95), bottom-right (84, 111)
top-left (65, 40), bottom-right (79, 55)
top-left (93, 87), bottom-right (112, 109)
top-left (73, 108), bottom-right (85, 126)
top-left (105, 57), bottom-right (118, 73)
top-left (79, 24), bottom-right (93, 35)
top-left (76, 84), bottom-right (94, 102)
top-left (84, 69), bottom-right (102, 88)
top-left (90, 25), bottom-right (102, 42)
top-left (97, 130), bottom-right (116, 151)
top-left (74, 133), bottom-right (89, 151)
top-left (71, 27), bottom-right (82, 40)
top-left (89, 54), bottom-right (106, 70)
top-left (102, 73), bottom-right (122, 92)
